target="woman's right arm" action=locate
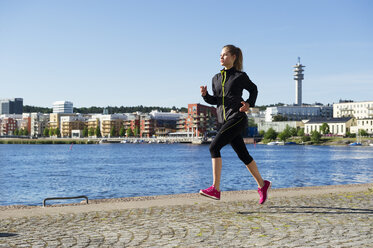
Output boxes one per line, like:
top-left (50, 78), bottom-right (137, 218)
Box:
top-left (201, 84), bottom-right (218, 105)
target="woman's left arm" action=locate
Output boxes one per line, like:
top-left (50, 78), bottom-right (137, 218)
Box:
top-left (242, 73), bottom-right (258, 108)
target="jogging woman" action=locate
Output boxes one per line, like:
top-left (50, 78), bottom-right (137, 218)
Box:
top-left (199, 44), bottom-right (271, 204)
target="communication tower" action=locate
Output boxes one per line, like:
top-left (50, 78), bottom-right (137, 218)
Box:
top-left (293, 57), bottom-right (305, 106)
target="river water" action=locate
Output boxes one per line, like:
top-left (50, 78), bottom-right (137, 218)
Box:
top-left (0, 143), bottom-right (372, 206)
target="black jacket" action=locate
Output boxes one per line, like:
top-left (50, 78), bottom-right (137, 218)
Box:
top-left (203, 67), bottom-right (258, 124)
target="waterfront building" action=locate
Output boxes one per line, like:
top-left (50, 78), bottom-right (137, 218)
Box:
top-left (18, 113), bottom-right (31, 134)
top-left (333, 100), bottom-right (373, 119)
top-left (265, 105), bottom-right (332, 122)
top-left (140, 114), bottom-right (154, 138)
top-left (49, 113), bottom-right (75, 131)
top-left (351, 118), bottom-right (373, 134)
top-left (0, 98), bottom-right (23, 114)
top-left (52, 101), bottom-right (73, 114)
top-left (0, 116), bottom-right (19, 135)
top-left (182, 103), bottom-right (217, 137)
top-left (258, 120), bottom-right (304, 133)
top-left (123, 114), bottom-right (139, 135)
top-left (30, 113), bottom-right (49, 137)
top-left (86, 113), bottom-right (135, 137)
top-left (140, 110), bottom-right (187, 138)
top-left (87, 115), bottom-right (100, 134)
top-left (304, 117), bottom-right (353, 136)
top-left (60, 115), bottom-right (87, 137)
top-left (101, 114), bottom-right (127, 137)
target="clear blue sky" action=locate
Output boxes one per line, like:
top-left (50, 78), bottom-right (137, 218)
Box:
top-left (1, 0), bottom-right (372, 108)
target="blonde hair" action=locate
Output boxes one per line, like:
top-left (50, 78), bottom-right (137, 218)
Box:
top-left (223, 44), bottom-right (243, 71)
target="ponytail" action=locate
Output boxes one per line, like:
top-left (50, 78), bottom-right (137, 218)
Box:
top-left (223, 44), bottom-right (243, 71)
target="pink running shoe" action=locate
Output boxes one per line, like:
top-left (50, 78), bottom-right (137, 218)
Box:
top-left (258, 180), bottom-right (272, 204)
top-left (199, 185), bottom-right (221, 200)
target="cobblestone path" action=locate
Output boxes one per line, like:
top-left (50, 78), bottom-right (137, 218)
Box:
top-left (0, 187), bottom-right (372, 247)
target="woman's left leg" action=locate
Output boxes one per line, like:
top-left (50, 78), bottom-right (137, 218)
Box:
top-left (230, 135), bottom-right (264, 188)
top-left (230, 135), bottom-right (271, 204)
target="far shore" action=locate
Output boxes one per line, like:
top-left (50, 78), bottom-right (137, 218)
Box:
top-left (0, 136), bottom-right (372, 146)
top-left (0, 137), bottom-right (99, 145)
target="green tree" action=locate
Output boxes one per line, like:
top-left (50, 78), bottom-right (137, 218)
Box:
top-left (88, 127), bottom-right (95, 137)
top-left (49, 128), bottom-right (54, 137)
top-left (43, 128), bottom-right (49, 137)
top-left (302, 135), bottom-right (311, 142)
top-left (345, 131), bottom-right (356, 138)
top-left (22, 129), bottom-right (29, 136)
top-left (95, 126), bottom-right (101, 137)
top-left (278, 129), bottom-right (291, 142)
top-left (297, 128), bottom-right (305, 137)
top-left (283, 125), bottom-right (292, 136)
top-left (320, 123), bottom-right (330, 135)
top-left (54, 128), bottom-right (61, 137)
top-left (264, 128), bottom-right (277, 141)
top-left (126, 128), bottom-right (134, 137)
top-left (110, 126), bottom-right (116, 137)
top-left (14, 129), bottom-right (19, 135)
top-left (259, 130), bottom-right (265, 137)
top-left (289, 127), bottom-right (297, 137)
top-left (83, 127), bottom-right (88, 137)
top-left (358, 129), bottom-right (368, 137)
top-left (311, 130), bottom-right (321, 143)
top-left (273, 115), bottom-right (288, 121)
top-left (119, 126), bottom-right (126, 137)
top-left (278, 131), bottom-right (288, 142)
top-left (134, 127), bottom-right (140, 137)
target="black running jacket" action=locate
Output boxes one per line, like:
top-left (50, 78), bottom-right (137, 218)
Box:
top-left (203, 67), bottom-right (258, 124)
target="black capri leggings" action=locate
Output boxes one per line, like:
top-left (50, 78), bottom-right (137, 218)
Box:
top-left (209, 116), bottom-right (253, 165)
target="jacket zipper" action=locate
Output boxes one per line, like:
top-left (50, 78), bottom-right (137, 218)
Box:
top-left (221, 70), bottom-right (227, 121)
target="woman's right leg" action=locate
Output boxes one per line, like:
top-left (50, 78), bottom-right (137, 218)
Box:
top-left (246, 160), bottom-right (264, 188)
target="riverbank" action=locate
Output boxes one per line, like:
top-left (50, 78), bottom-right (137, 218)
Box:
top-left (1, 183), bottom-right (372, 247)
top-left (260, 136), bottom-right (373, 146)
top-left (1, 136), bottom-right (373, 146)
top-left (0, 138), bottom-right (98, 144)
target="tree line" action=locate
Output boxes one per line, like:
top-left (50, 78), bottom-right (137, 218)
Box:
top-left (23, 103), bottom-right (285, 114)
top-left (260, 123), bottom-right (370, 144)
top-left (40, 126), bottom-right (142, 138)
top-left (23, 105), bottom-right (188, 114)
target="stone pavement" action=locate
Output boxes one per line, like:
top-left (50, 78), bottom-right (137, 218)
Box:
top-left (0, 183), bottom-right (372, 247)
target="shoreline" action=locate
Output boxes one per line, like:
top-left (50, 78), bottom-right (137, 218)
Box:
top-left (1, 137), bottom-right (373, 146)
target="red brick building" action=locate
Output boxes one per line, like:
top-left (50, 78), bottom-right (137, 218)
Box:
top-left (140, 116), bottom-right (154, 138)
top-left (0, 117), bottom-right (17, 135)
top-left (183, 103), bottom-right (217, 137)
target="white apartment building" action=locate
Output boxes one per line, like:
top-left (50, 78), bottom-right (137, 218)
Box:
top-left (333, 100), bottom-right (373, 119)
top-left (149, 110), bottom-right (187, 121)
top-left (350, 118), bottom-right (373, 134)
top-left (265, 105), bottom-right (332, 122)
top-left (53, 101), bottom-right (73, 114)
top-left (304, 118), bottom-right (353, 136)
top-left (258, 120), bottom-right (303, 133)
top-left (333, 100), bottom-right (373, 134)
top-left (30, 113), bottom-right (49, 137)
